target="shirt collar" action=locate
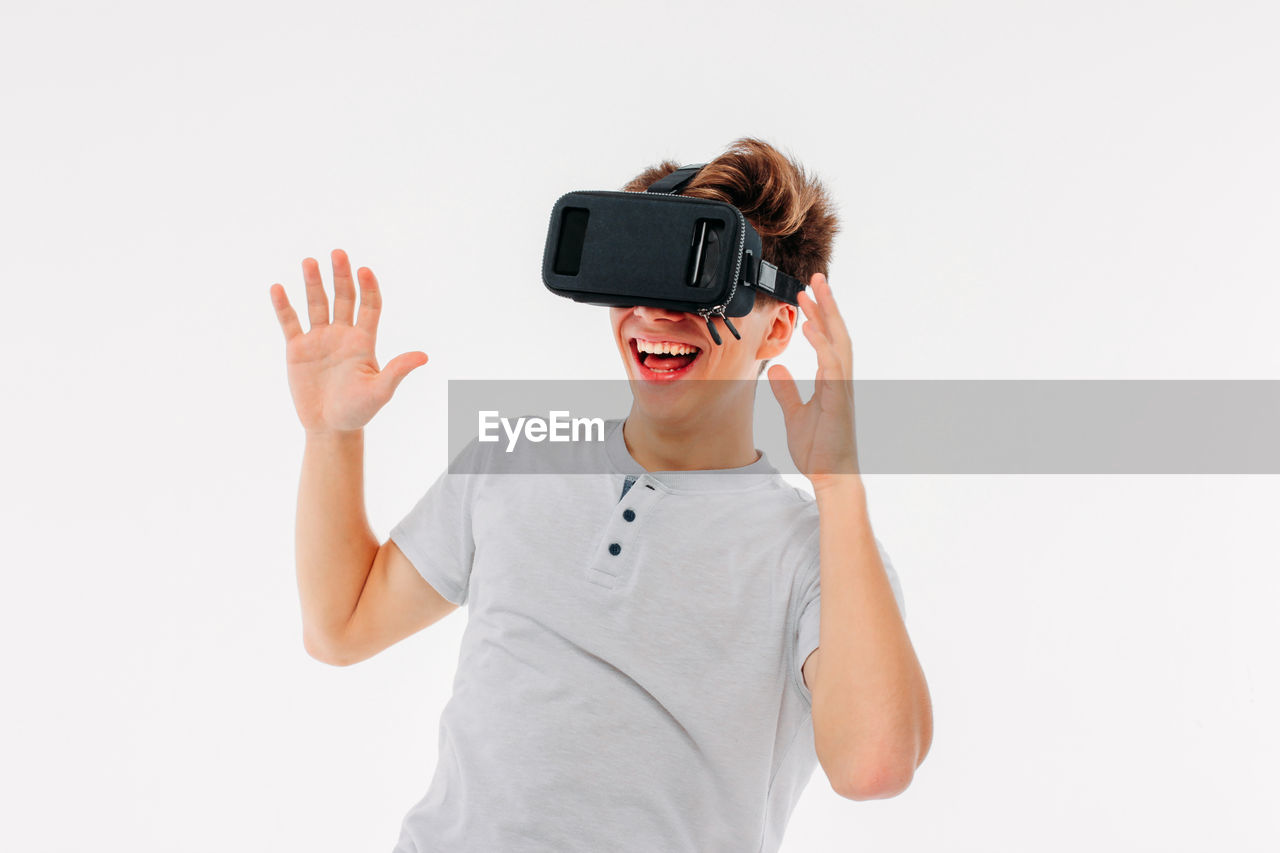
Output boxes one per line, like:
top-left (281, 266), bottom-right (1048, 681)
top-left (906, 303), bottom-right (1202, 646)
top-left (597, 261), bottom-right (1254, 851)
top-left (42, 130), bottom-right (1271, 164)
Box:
top-left (604, 417), bottom-right (782, 493)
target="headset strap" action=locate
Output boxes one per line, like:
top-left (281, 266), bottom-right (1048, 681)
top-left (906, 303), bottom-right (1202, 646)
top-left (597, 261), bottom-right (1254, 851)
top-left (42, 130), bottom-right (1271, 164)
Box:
top-left (644, 163), bottom-right (707, 194)
top-left (751, 255), bottom-right (808, 305)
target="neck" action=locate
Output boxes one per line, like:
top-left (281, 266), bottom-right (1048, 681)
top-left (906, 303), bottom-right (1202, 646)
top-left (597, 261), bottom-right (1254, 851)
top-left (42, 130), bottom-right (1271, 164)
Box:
top-left (623, 390), bottom-right (760, 472)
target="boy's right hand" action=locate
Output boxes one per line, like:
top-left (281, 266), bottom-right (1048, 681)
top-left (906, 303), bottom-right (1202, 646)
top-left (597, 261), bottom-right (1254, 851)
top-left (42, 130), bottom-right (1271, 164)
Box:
top-left (270, 249), bottom-right (428, 435)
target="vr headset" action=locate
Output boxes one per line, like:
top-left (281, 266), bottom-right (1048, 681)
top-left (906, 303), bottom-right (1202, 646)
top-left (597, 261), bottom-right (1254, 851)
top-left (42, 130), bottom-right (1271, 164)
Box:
top-left (541, 163), bottom-right (808, 345)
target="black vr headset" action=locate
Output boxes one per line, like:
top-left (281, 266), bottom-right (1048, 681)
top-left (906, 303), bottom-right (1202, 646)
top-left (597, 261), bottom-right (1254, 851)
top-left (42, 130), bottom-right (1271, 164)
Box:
top-left (541, 163), bottom-right (808, 345)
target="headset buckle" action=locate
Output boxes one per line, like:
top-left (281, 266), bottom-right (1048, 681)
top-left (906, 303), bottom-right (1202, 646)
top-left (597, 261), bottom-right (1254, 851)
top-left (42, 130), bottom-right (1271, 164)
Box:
top-left (757, 260), bottom-right (778, 294)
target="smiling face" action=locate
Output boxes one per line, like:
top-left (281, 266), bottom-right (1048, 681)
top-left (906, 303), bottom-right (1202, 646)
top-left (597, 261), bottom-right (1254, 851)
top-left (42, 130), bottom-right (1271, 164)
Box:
top-left (609, 297), bottom-right (798, 424)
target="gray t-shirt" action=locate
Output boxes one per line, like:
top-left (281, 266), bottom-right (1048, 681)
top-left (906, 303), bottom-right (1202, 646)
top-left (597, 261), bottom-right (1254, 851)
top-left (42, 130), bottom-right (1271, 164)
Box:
top-left (388, 417), bottom-right (904, 852)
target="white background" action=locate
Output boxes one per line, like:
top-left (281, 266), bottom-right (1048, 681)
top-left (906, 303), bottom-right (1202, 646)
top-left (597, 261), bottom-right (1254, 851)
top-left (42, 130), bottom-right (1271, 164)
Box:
top-left (2, 1), bottom-right (1277, 850)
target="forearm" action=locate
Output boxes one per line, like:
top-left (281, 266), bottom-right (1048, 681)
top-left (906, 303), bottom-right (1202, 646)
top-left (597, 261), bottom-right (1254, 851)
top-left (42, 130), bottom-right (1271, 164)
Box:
top-left (296, 428), bottom-right (379, 655)
top-left (810, 478), bottom-right (931, 794)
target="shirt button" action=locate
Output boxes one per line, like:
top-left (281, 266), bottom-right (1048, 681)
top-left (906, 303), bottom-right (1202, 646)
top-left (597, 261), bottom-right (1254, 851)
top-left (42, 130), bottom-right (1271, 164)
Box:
top-left (608, 543), bottom-right (622, 556)
top-left (622, 509), bottom-right (636, 522)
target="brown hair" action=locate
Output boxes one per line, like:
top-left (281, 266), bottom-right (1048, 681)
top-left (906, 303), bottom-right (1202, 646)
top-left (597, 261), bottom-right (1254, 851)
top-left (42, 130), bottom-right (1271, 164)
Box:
top-left (621, 137), bottom-right (839, 373)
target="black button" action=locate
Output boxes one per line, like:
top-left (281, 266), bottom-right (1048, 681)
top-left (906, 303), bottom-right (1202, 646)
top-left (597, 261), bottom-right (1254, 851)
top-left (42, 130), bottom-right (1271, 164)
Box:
top-left (622, 509), bottom-right (636, 522)
top-left (608, 543), bottom-right (621, 556)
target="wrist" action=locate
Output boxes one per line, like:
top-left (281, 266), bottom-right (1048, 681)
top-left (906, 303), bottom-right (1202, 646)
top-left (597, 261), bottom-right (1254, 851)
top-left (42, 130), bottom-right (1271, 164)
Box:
top-left (304, 426), bottom-right (364, 444)
top-left (810, 473), bottom-right (866, 503)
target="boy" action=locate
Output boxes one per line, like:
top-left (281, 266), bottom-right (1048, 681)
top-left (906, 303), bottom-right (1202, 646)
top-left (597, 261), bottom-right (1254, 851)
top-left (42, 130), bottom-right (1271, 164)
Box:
top-left (270, 139), bottom-right (932, 852)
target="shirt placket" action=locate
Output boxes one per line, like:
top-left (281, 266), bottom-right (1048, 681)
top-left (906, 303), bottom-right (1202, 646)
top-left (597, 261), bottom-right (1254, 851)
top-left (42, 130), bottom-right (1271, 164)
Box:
top-left (584, 474), bottom-right (665, 590)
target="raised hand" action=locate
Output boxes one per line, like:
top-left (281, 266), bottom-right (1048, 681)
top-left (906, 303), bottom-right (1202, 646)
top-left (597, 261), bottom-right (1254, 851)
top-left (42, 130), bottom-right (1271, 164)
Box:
top-left (766, 272), bottom-right (860, 487)
top-left (269, 249), bottom-right (428, 435)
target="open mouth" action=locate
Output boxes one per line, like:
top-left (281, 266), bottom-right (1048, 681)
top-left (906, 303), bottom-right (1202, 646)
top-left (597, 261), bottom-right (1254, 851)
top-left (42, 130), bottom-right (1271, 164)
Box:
top-left (629, 337), bottom-right (702, 380)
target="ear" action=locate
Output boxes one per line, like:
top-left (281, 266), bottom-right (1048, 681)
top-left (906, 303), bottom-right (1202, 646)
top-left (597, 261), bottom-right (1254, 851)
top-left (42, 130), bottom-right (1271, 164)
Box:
top-left (755, 302), bottom-right (798, 362)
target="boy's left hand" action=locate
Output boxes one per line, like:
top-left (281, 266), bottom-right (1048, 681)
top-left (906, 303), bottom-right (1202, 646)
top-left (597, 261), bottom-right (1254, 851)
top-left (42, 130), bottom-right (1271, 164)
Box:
top-left (766, 272), bottom-right (861, 489)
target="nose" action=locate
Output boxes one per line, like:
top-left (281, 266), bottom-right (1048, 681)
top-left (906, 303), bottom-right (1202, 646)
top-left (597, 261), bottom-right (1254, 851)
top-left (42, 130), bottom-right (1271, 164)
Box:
top-left (631, 304), bottom-right (690, 322)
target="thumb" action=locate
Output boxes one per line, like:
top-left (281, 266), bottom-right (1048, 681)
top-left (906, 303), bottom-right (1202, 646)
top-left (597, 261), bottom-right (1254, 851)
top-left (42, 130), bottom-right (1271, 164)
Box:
top-left (379, 351), bottom-right (429, 396)
top-left (767, 363), bottom-right (803, 420)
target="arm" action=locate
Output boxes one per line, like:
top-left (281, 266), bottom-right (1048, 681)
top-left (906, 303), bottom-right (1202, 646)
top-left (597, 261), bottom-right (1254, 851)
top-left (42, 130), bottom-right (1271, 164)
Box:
top-left (270, 249), bottom-right (434, 664)
top-left (767, 271), bottom-right (931, 800)
top-left (295, 428), bottom-right (379, 661)
top-left (805, 479), bottom-right (932, 800)
top-left (296, 430), bottom-right (460, 666)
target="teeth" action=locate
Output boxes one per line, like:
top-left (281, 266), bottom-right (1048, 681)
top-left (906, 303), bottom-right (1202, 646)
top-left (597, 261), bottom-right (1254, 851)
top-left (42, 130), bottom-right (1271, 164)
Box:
top-left (636, 338), bottom-right (699, 356)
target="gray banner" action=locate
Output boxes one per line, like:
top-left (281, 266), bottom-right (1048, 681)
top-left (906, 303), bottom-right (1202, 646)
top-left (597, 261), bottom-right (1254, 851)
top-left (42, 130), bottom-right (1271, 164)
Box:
top-left (446, 380), bottom-right (1280, 475)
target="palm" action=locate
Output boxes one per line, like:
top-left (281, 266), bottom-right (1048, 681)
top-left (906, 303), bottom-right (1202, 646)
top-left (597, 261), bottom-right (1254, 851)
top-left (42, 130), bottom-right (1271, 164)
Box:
top-left (780, 374), bottom-right (856, 479)
top-left (270, 250), bottom-right (428, 434)
top-left (284, 323), bottom-right (384, 432)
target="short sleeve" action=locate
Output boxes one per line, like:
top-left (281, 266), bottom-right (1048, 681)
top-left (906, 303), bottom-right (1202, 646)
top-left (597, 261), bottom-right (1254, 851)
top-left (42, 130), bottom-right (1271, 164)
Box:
top-left (792, 535), bottom-right (906, 706)
top-left (388, 437), bottom-right (488, 607)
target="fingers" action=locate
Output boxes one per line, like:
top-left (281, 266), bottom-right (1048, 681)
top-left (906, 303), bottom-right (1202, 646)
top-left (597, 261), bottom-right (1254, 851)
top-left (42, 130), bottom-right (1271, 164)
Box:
top-left (355, 265), bottom-right (384, 336)
top-left (767, 363), bottom-right (803, 419)
top-left (331, 249), bottom-right (357, 325)
top-left (301, 256), bottom-right (330, 328)
top-left (378, 350), bottom-right (429, 398)
top-left (797, 291), bottom-right (832, 380)
top-left (809, 273), bottom-right (852, 357)
top-left (802, 318), bottom-right (843, 383)
top-left (796, 289), bottom-right (828, 341)
top-left (799, 274), bottom-right (852, 377)
top-left (269, 283), bottom-right (304, 342)
top-left (289, 250), bottom-right (386, 340)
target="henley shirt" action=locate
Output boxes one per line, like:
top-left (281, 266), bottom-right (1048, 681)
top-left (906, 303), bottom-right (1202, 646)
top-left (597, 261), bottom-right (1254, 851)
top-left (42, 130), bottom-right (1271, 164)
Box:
top-left (388, 416), bottom-right (905, 852)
